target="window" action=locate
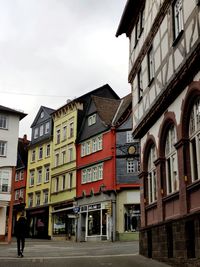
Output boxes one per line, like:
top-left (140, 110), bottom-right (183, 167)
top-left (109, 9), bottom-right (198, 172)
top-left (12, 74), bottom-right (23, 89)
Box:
top-left (148, 46), bottom-right (154, 83)
top-left (92, 138), bottom-right (97, 153)
top-left (40, 111), bottom-right (44, 118)
top-left (147, 144), bottom-right (157, 203)
top-left (68, 172), bottom-right (73, 189)
top-left (69, 121), bottom-right (74, 138)
top-left (62, 175), bottom-right (66, 190)
top-left (44, 166), bottom-right (50, 182)
top-left (81, 164), bottom-right (103, 184)
top-left (2, 178), bottom-right (9, 192)
top-left (81, 143), bottom-right (86, 157)
top-left (63, 125), bottom-right (67, 141)
top-left (127, 160), bottom-right (138, 173)
top-left (0, 141), bottom-right (7, 156)
top-left (62, 150), bottom-right (66, 164)
top-left (37, 169), bottom-right (42, 184)
top-left (55, 153), bottom-right (59, 167)
top-left (46, 144), bottom-right (50, 157)
top-left (0, 115), bottom-right (7, 129)
top-left (39, 124), bottom-right (44, 136)
top-left (15, 190), bottom-right (19, 200)
top-left (20, 170), bottom-right (24, 180)
top-left (29, 170), bottom-right (34, 186)
top-left (165, 125), bottom-right (179, 194)
top-left (135, 18), bottom-right (140, 46)
top-left (55, 177), bottom-right (59, 192)
top-left (127, 131), bottom-right (134, 143)
top-left (137, 68), bottom-right (143, 102)
top-left (88, 114), bottom-right (96, 126)
top-left (19, 188), bottom-right (24, 199)
top-left (86, 141), bottom-right (91, 155)
top-left (36, 193), bottom-right (41, 206)
top-left (97, 136), bottom-right (102, 150)
top-left (56, 129), bottom-right (61, 144)
top-left (43, 190), bottom-right (48, 204)
top-left (31, 150), bottom-right (36, 162)
top-left (45, 122), bottom-right (50, 134)
top-left (98, 164), bottom-right (103, 180)
top-left (28, 194), bottom-right (33, 207)
top-left (68, 147), bottom-right (73, 162)
top-left (173, 0), bottom-right (183, 40)
top-left (34, 128), bottom-right (38, 139)
top-left (38, 146), bottom-right (43, 160)
top-left (189, 98), bottom-right (200, 182)
top-left (15, 172), bottom-right (20, 181)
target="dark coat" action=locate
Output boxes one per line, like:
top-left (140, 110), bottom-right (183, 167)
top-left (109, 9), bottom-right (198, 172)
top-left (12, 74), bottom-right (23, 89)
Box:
top-left (15, 216), bottom-right (27, 238)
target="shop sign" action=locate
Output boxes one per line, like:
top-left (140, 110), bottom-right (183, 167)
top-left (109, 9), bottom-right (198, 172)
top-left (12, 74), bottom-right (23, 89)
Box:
top-left (88, 204), bottom-right (101, 211)
top-left (68, 214), bottom-right (77, 218)
top-left (73, 206), bottom-right (80, 214)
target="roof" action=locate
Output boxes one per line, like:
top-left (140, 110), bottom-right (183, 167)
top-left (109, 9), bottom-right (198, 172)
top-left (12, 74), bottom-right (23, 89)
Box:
top-left (31, 106), bottom-right (55, 127)
top-left (52, 84), bottom-right (120, 115)
top-left (116, 0), bottom-right (143, 37)
top-left (91, 95), bottom-right (121, 126)
top-left (112, 93), bottom-right (132, 125)
top-left (0, 105), bottom-right (27, 120)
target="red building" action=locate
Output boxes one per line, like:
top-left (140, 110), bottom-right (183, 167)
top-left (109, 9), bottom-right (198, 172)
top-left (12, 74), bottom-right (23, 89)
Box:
top-left (12, 135), bottom-right (29, 233)
top-left (76, 95), bottom-right (120, 241)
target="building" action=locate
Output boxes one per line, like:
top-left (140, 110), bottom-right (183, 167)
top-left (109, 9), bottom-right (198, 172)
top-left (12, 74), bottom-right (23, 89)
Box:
top-left (76, 95), bottom-right (120, 241)
top-left (50, 84), bottom-right (119, 241)
top-left (116, 0), bottom-right (200, 265)
top-left (0, 105), bottom-right (26, 241)
top-left (114, 94), bottom-right (140, 241)
top-left (26, 106), bottom-right (54, 239)
top-left (12, 135), bottom-right (30, 233)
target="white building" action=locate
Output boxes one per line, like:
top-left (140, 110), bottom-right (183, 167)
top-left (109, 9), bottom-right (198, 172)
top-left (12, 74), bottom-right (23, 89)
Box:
top-left (117, 0), bottom-right (200, 265)
top-left (0, 105), bottom-right (26, 241)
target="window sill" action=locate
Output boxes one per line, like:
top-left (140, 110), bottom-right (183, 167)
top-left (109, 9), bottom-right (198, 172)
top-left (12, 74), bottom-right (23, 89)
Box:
top-left (187, 179), bottom-right (200, 191)
top-left (172, 30), bottom-right (184, 47)
top-left (162, 191), bottom-right (179, 202)
top-left (145, 201), bottom-right (157, 210)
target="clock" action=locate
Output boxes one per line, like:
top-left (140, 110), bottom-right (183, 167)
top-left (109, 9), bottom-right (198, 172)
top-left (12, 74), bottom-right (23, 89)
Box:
top-left (128, 145), bottom-right (136, 155)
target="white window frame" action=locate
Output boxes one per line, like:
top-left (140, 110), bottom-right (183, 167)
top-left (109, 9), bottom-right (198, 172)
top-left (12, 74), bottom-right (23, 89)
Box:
top-left (45, 122), bottom-right (50, 134)
top-left (56, 129), bottom-right (61, 144)
top-left (28, 194), bottom-right (33, 207)
top-left (36, 193), bottom-right (41, 206)
top-left (165, 125), bottom-right (179, 194)
top-left (126, 131), bottom-right (134, 143)
top-left (37, 169), bottom-right (42, 185)
top-left (38, 146), bottom-right (43, 160)
top-left (34, 128), bottom-right (39, 139)
top-left (43, 190), bottom-right (48, 204)
top-left (44, 165), bottom-right (50, 182)
top-left (15, 172), bottom-right (20, 181)
top-left (127, 160), bottom-right (138, 173)
top-left (189, 98), bottom-right (200, 182)
top-left (173, 0), bottom-right (184, 40)
top-left (39, 124), bottom-right (44, 137)
top-left (20, 170), bottom-right (24, 180)
top-left (55, 153), bottom-right (59, 167)
top-left (31, 150), bottom-right (36, 162)
top-left (46, 144), bottom-right (50, 157)
top-left (63, 125), bottom-right (67, 141)
top-left (15, 190), bottom-right (19, 200)
top-left (69, 121), bottom-right (74, 138)
top-left (0, 115), bottom-right (8, 129)
top-left (0, 141), bottom-right (7, 156)
top-left (19, 188), bottom-right (24, 199)
top-left (147, 145), bottom-right (157, 204)
top-left (88, 114), bottom-right (96, 126)
top-left (68, 172), bottom-right (73, 189)
top-left (29, 170), bottom-right (34, 187)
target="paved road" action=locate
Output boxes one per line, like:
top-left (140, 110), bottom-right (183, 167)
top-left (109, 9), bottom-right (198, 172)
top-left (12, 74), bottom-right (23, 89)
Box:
top-left (0, 239), bottom-right (171, 267)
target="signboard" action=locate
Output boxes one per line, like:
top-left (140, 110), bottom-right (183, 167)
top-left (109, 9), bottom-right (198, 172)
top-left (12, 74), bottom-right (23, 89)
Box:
top-left (73, 206), bottom-right (80, 214)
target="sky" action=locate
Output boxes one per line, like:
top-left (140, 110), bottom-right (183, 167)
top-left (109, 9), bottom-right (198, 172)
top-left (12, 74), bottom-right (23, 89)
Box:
top-left (0, 0), bottom-right (130, 139)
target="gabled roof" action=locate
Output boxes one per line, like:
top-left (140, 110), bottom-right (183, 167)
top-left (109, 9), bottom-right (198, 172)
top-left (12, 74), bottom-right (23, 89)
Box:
top-left (31, 106), bottom-right (55, 127)
top-left (0, 105), bottom-right (27, 120)
top-left (91, 95), bottom-right (121, 126)
top-left (112, 93), bottom-right (132, 126)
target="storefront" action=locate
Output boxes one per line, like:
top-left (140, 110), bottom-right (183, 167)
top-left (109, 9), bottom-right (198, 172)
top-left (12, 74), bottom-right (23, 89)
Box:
top-left (26, 206), bottom-right (49, 239)
top-left (77, 192), bottom-right (116, 242)
top-left (51, 205), bottom-right (75, 240)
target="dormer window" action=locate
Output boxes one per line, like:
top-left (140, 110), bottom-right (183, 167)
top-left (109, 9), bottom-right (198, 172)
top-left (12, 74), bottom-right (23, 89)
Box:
top-left (34, 128), bottom-right (38, 139)
top-left (88, 114), bottom-right (96, 126)
top-left (40, 111), bottom-right (44, 118)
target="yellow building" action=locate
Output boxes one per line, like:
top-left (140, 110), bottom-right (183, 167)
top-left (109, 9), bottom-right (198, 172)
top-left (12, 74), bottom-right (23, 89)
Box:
top-left (26, 106), bottom-right (54, 239)
top-left (50, 100), bottom-right (83, 240)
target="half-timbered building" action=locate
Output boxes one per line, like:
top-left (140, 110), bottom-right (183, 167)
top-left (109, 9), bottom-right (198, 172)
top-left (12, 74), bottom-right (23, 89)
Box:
top-left (117, 0), bottom-right (200, 265)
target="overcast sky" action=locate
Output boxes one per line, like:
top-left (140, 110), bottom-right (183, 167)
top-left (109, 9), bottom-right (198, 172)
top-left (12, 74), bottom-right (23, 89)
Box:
top-left (0, 0), bottom-right (129, 139)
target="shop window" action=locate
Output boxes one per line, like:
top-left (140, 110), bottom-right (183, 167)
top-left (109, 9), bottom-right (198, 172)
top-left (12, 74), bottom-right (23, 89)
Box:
top-left (147, 144), bottom-right (157, 203)
top-left (88, 210), bottom-right (101, 236)
top-left (165, 125), bottom-right (179, 194)
top-left (53, 212), bottom-right (75, 236)
top-left (124, 204), bottom-right (140, 232)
